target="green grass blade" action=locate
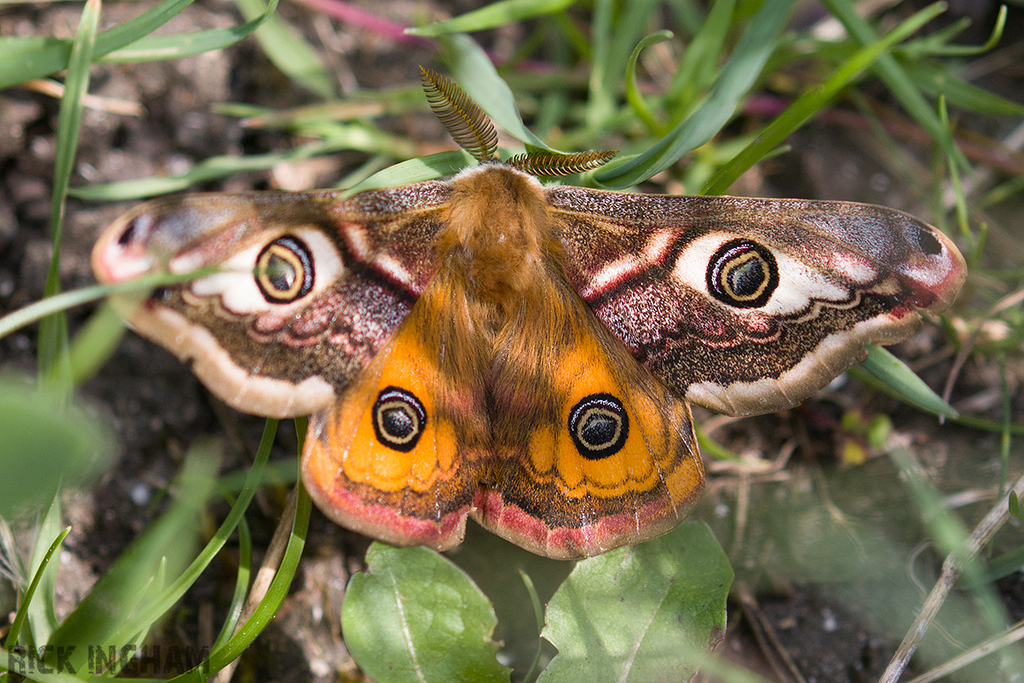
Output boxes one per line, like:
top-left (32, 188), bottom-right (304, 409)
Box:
top-left (897, 4), bottom-right (1005, 58)
top-left (665, 0), bottom-right (735, 118)
top-left (625, 31), bottom-right (674, 134)
top-left (4, 518), bottom-right (69, 651)
top-left (0, 270), bottom-right (218, 342)
top-left (587, 0), bottom-right (660, 132)
top-left (23, 498), bottom-right (66, 649)
top-left (167, 479), bottom-right (311, 682)
top-left (0, 0), bottom-right (193, 89)
top-left (106, 422), bottom-right (276, 649)
top-left (821, 0), bottom-right (968, 170)
top-left (67, 302), bottom-right (127, 385)
top-left (103, 0), bottom-right (280, 63)
top-left (45, 443), bottom-right (220, 675)
top-left (439, 33), bottom-right (561, 154)
top-left (593, 0), bottom-right (796, 188)
top-left (211, 511), bottom-right (253, 652)
top-left (345, 150), bottom-right (476, 194)
top-left (857, 345), bottom-right (957, 418)
top-left (71, 129), bottom-right (406, 200)
top-left (409, 0), bottom-right (574, 37)
top-left (39, 0), bottom-right (99, 395)
top-left (585, 0), bottom-right (612, 131)
top-left (902, 61), bottom-right (1024, 116)
top-left (233, 0), bottom-right (334, 98)
top-left (702, 2), bottom-right (945, 196)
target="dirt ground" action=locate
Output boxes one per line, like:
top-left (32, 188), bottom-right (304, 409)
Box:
top-left (2, 1), bottom-right (1024, 682)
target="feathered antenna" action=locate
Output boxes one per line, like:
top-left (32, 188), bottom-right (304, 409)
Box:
top-left (506, 151), bottom-right (618, 177)
top-left (419, 67), bottom-right (617, 175)
top-left (420, 67), bottom-right (498, 163)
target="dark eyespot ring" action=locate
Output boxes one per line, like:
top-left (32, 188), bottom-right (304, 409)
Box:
top-left (255, 235), bottom-right (314, 303)
top-left (568, 393), bottom-right (629, 460)
top-left (372, 387), bottom-right (427, 453)
top-left (706, 239), bottom-right (778, 308)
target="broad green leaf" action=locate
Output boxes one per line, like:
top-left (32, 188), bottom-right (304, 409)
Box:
top-left (539, 522), bottom-right (732, 683)
top-left (342, 544), bottom-right (510, 683)
top-left (0, 379), bottom-right (114, 518)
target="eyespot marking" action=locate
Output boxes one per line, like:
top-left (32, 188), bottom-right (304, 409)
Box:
top-left (568, 393), bottom-right (629, 460)
top-left (255, 235), bottom-right (314, 303)
top-left (373, 387), bottom-right (427, 453)
top-left (916, 228), bottom-right (942, 256)
top-left (707, 239), bottom-right (779, 308)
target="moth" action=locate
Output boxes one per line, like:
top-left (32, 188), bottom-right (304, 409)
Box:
top-left (92, 69), bottom-right (966, 559)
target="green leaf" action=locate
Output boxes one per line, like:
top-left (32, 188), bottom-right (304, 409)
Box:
top-left (539, 522), bottom-right (732, 683)
top-left (71, 130), bottom-right (402, 200)
top-left (0, 379), bottom-right (114, 518)
top-left (345, 150), bottom-right (476, 195)
top-left (1010, 492), bottom-right (1024, 522)
top-left (0, 0), bottom-right (280, 88)
top-left (9, 503), bottom-right (68, 650)
top-left (665, 0), bottom-right (736, 117)
top-left (820, 0), bottom-right (967, 170)
top-left (342, 544), bottom-right (510, 683)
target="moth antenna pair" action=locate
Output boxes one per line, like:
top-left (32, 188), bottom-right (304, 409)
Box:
top-left (419, 66), bottom-right (617, 178)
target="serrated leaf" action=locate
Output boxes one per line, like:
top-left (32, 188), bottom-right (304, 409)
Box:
top-left (539, 522), bottom-right (732, 683)
top-left (342, 544), bottom-right (510, 683)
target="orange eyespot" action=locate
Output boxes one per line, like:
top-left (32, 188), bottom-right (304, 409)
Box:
top-left (255, 236), bottom-right (314, 303)
top-left (707, 239), bottom-right (778, 308)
